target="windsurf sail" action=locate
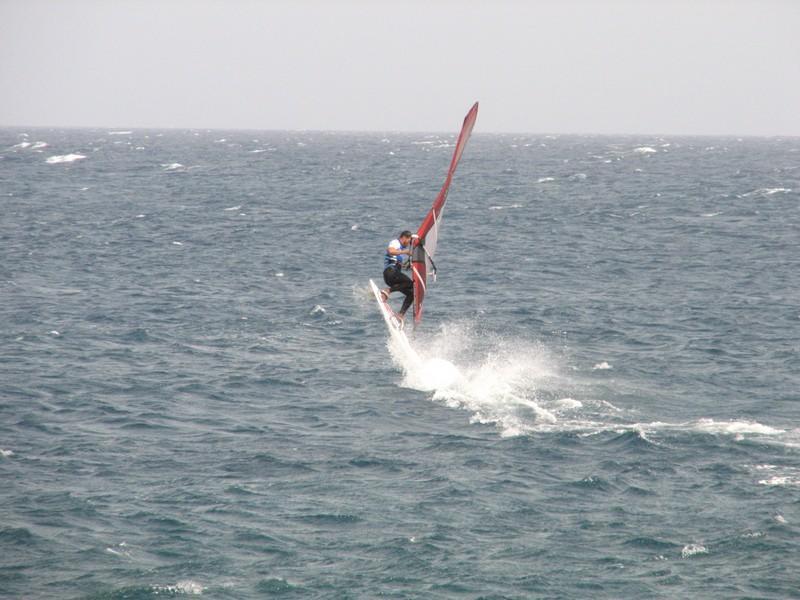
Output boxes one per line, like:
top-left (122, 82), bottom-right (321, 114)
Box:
top-left (411, 101), bottom-right (479, 326)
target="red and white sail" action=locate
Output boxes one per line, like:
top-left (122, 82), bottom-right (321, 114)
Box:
top-left (411, 102), bottom-right (479, 326)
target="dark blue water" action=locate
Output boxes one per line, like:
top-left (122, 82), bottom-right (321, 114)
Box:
top-left (2, 128), bottom-right (799, 598)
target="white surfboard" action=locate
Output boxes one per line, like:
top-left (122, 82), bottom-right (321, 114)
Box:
top-left (369, 279), bottom-right (418, 359)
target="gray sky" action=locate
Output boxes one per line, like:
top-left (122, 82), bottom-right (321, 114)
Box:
top-left (2, 0), bottom-right (799, 135)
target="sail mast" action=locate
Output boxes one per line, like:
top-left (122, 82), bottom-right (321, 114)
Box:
top-left (411, 102), bottom-right (479, 326)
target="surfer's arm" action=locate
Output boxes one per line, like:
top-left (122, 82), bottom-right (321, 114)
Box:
top-left (387, 246), bottom-right (412, 256)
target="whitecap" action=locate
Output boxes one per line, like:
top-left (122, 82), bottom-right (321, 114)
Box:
top-left (692, 419), bottom-right (784, 436)
top-left (153, 580), bottom-right (204, 595)
top-left (634, 147), bottom-right (657, 154)
top-left (49, 330), bottom-right (60, 336)
top-left (12, 141), bottom-right (31, 149)
top-left (681, 544), bottom-right (708, 558)
top-left (105, 542), bottom-right (132, 557)
top-left (311, 305), bottom-right (326, 315)
top-left (31, 141), bottom-right (48, 149)
top-left (0, 449), bottom-right (14, 458)
top-left (742, 187), bottom-right (792, 197)
top-left (161, 163), bottom-right (185, 171)
top-left (224, 205), bottom-right (241, 211)
top-left (488, 204), bottom-right (522, 210)
top-left (760, 476), bottom-right (796, 486)
top-left (592, 361), bottom-right (612, 370)
top-left (351, 224), bottom-right (359, 230)
top-left (108, 131), bottom-right (132, 135)
top-left (46, 154), bottom-right (86, 164)
top-left (537, 177), bottom-right (555, 183)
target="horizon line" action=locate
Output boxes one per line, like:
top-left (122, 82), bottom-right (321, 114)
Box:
top-left (1, 123), bottom-right (798, 140)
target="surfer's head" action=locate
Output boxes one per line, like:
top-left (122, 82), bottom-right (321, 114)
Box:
top-left (399, 230), bottom-right (412, 243)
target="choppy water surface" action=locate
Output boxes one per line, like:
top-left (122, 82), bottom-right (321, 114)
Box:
top-left (1, 128), bottom-right (799, 598)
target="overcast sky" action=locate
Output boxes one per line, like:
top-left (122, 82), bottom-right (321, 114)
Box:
top-left (2, 0), bottom-right (798, 135)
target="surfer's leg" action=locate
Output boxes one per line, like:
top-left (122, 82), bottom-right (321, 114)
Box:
top-left (384, 268), bottom-right (407, 295)
top-left (396, 272), bottom-right (414, 315)
top-left (399, 292), bottom-right (413, 316)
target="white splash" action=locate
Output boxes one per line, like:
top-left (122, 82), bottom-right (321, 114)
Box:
top-left (0, 449), bottom-right (14, 458)
top-left (592, 361), bottom-right (612, 370)
top-left (384, 321), bottom-right (795, 444)
top-left (557, 398), bottom-right (582, 410)
top-left (388, 321), bottom-right (560, 436)
top-left (537, 177), bottom-right (555, 183)
top-left (634, 147), bottom-right (657, 154)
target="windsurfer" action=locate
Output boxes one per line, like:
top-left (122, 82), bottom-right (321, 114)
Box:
top-left (382, 230), bottom-right (414, 320)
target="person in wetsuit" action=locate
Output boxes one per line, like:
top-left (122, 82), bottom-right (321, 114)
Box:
top-left (382, 230), bottom-right (414, 320)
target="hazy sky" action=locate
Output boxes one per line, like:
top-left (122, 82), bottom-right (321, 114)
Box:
top-left (2, 0), bottom-right (799, 135)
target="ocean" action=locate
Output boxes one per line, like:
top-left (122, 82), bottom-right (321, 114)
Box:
top-left (1, 127), bottom-right (799, 598)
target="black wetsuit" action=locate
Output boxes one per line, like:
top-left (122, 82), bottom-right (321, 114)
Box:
top-left (383, 265), bottom-right (414, 316)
